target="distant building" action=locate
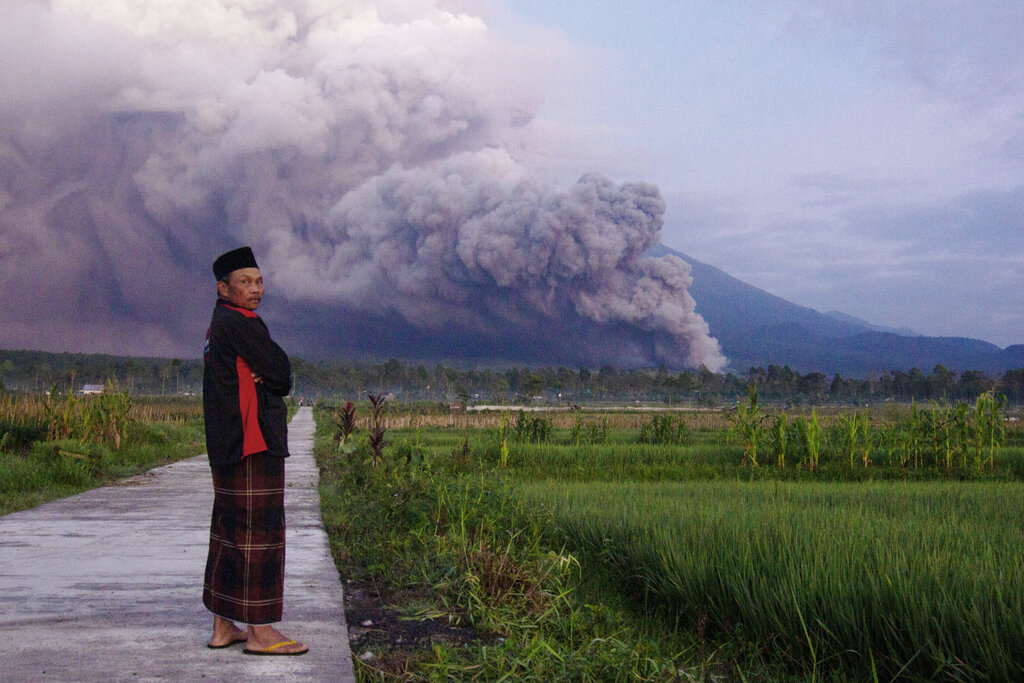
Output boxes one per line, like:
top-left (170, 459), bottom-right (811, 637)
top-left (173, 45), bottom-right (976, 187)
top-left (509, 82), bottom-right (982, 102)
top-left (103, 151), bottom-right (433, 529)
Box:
top-left (79, 384), bottom-right (104, 395)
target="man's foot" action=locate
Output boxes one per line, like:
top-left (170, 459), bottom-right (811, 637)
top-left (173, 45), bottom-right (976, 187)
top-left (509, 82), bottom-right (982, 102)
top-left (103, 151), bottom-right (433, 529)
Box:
top-left (243, 624), bottom-right (308, 656)
top-left (208, 617), bottom-right (248, 649)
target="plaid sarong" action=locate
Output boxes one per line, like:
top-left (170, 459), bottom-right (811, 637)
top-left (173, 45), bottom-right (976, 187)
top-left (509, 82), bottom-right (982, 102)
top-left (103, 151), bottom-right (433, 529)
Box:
top-left (202, 453), bottom-right (285, 625)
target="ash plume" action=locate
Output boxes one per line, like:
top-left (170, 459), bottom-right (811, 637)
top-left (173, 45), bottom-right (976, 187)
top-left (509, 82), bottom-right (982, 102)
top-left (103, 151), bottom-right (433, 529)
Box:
top-left (0, 0), bottom-right (725, 371)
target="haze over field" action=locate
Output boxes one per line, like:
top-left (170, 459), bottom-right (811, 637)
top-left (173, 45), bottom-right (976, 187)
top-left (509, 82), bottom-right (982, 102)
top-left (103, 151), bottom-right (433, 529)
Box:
top-left (1, 1), bottom-right (1021, 370)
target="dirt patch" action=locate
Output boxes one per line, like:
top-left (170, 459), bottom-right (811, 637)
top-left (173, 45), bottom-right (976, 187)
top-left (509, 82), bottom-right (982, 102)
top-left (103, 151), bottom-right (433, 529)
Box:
top-left (344, 578), bottom-right (499, 670)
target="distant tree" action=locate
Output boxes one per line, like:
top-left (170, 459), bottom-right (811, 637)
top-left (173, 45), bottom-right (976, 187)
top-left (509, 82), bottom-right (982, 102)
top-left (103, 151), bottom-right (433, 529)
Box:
top-left (931, 364), bottom-right (955, 398)
top-left (698, 364), bottom-right (722, 394)
top-left (677, 370), bottom-right (699, 393)
top-left (381, 358), bottom-right (406, 387)
top-left (171, 358), bottom-right (182, 394)
top-left (523, 372), bottom-right (545, 397)
top-left (598, 365), bottom-right (617, 384)
top-left (957, 370), bottom-right (994, 399)
top-left (555, 366), bottom-right (575, 392)
top-left (488, 374), bottom-right (510, 400)
top-left (800, 372), bottom-right (828, 398)
top-left (159, 364), bottom-right (174, 394)
top-left (829, 373), bottom-right (846, 397)
top-left (907, 367), bottom-right (928, 398)
top-left (997, 369), bottom-right (1024, 401)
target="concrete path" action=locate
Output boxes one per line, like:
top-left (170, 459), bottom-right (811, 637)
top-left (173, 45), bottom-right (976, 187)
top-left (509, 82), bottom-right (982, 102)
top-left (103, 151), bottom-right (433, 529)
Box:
top-left (0, 407), bottom-right (355, 682)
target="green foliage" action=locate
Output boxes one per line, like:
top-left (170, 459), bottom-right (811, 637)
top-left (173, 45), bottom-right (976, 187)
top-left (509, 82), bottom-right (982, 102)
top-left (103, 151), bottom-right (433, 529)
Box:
top-left (731, 383), bottom-right (768, 465)
top-left (974, 391), bottom-right (1006, 469)
top-left (0, 410), bottom-right (204, 516)
top-left (315, 400), bottom-right (1024, 681)
top-left (768, 413), bottom-right (788, 467)
top-left (569, 413), bottom-right (609, 446)
top-left (792, 409), bottom-right (823, 471)
top-left (637, 414), bottom-right (689, 445)
top-left (513, 410), bottom-right (552, 444)
top-left (731, 391), bottom-right (1009, 475)
top-left (42, 382), bottom-right (131, 449)
top-left (314, 408), bottom-right (699, 681)
top-left (0, 419), bottom-right (48, 454)
top-left (5, 348), bottom-right (1024, 407)
top-left (524, 480), bottom-right (1024, 681)
top-left (835, 410), bottom-right (871, 467)
top-left (495, 412), bottom-right (511, 467)
top-left (585, 416), bottom-right (609, 445)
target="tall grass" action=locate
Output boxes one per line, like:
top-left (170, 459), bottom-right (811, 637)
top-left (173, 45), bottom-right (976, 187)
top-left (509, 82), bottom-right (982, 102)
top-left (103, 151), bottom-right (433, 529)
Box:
top-left (522, 479), bottom-right (1024, 680)
top-left (493, 441), bottom-right (744, 481)
top-left (1, 393), bottom-right (204, 515)
top-left (315, 401), bottom-right (1024, 680)
top-left (313, 408), bottom-right (699, 680)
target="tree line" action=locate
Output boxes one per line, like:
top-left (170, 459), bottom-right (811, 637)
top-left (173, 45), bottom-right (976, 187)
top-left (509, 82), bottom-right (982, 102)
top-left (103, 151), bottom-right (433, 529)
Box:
top-left (2, 349), bottom-right (1023, 405)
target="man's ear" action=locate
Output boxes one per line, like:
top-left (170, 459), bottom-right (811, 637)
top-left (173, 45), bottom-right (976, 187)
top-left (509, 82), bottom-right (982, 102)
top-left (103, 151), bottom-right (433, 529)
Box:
top-left (216, 280), bottom-right (229, 298)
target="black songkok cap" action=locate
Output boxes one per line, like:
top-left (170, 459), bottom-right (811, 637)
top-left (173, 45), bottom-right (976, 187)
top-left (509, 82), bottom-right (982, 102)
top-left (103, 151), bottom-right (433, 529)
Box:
top-left (212, 246), bottom-right (259, 280)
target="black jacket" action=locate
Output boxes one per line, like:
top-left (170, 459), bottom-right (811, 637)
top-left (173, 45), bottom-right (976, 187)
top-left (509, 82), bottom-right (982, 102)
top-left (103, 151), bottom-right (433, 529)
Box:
top-left (203, 300), bottom-right (291, 467)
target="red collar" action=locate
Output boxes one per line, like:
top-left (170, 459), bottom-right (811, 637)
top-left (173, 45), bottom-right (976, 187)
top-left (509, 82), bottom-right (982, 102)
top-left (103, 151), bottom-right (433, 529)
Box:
top-left (217, 300), bottom-right (259, 319)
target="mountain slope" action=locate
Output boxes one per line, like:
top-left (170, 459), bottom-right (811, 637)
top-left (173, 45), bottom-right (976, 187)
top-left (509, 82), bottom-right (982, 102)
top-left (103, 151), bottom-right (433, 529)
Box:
top-left (646, 245), bottom-right (1024, 375)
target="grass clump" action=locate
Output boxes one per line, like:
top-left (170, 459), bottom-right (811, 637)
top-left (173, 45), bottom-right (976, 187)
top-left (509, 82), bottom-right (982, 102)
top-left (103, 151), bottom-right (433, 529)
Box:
top-left (313, 407), bottom-right (704, 681)
top-left (1, 392), bottom-right (205, 516)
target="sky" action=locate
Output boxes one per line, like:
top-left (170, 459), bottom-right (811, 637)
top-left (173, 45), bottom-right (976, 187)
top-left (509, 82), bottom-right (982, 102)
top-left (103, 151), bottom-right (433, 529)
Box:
top-left (0, 0), bottom-right (1021, 370)
top-left (490, 0), bottom-right (1024, 347)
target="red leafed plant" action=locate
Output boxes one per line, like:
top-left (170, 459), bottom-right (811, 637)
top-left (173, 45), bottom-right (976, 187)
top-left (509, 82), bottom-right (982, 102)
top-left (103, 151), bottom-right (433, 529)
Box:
top-left (334, 401), bottom-right (358, 440)
top-left (367, 393), bottom-right (388, 465)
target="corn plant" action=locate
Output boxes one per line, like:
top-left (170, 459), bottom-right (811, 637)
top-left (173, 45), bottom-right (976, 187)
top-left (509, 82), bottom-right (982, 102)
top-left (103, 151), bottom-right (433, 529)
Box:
top-left (905, 401), bottom-right (924, 469)
top-left (973, 391), bottom-right (1005, 470)
top-left (638, 414), bottom-right (689, 445)
top-left (570, 413), bottom-right (584, 447)
top-left (92, 386), bottom-right (131, 449)
top-left (879, 422), bottom-right (906, 469)
top-left (513, 410), bottom-right (552, 444)
top-left (586, 417), bottom-right (609, 445)
top-left (837, 411), bottom-right (870, 467)
top-left (926, 402), bottom-right (967, 471)
top-left (769, 413), bottom-right (788, 468)
top-left (952, 402), bottom-right (972, 470)
top-left (793, 410), bottom-right (823, 471)
top-left (732, 384), bottom-right (768, 467)
top-left (42, 382), bottom-right (131, 449)
top-left (569, 414), bottom-right (611, 447)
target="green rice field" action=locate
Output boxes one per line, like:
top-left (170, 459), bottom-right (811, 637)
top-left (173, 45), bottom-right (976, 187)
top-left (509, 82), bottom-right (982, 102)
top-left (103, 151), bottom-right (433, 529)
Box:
top-left (521, 479), bottom-right (1024, 680)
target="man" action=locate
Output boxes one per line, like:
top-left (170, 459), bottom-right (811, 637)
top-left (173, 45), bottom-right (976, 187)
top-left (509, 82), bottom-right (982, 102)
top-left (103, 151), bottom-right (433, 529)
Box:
top-left (202, 246), bottom-right (308, 655)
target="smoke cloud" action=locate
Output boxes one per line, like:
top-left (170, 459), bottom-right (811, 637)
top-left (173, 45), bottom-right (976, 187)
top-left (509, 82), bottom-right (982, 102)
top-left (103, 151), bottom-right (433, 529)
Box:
top-left (0, 0), bottom-right (725, 371)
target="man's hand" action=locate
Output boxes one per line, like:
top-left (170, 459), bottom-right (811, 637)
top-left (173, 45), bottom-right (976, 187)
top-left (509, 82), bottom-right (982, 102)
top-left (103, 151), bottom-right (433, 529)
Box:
top-left (252, 373), bottom-right (264, 384)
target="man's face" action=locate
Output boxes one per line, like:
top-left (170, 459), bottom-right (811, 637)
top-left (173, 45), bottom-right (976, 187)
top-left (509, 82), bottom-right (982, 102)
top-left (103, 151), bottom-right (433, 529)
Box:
top-left (217, 268), bottom-right (264, 311)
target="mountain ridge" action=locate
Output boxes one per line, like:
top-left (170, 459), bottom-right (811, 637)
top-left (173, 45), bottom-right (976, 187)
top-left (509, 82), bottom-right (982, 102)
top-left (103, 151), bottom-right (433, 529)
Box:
top-left (647, 245), bottom-right (1023, 375)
